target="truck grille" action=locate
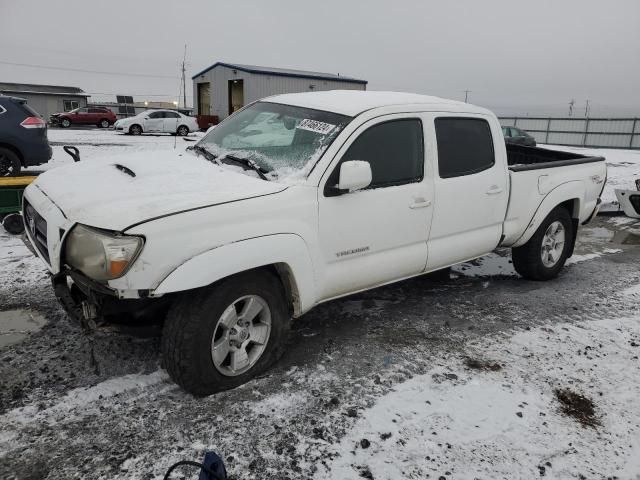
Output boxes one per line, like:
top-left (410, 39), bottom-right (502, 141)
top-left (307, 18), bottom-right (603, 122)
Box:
top-left (23, 200), bottom-right (49, 264)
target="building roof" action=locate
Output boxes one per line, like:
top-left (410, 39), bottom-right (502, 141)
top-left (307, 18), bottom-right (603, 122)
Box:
top-left (0, 82), bottom-right (89, 97)
top-left (265, 90), bottom-right (485, 117)
top-left (192, 62), bottom-right (367, 85)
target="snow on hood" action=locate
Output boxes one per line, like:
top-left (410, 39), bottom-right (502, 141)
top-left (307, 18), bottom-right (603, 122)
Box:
top-left (30, 149), bottom-right (287, 231)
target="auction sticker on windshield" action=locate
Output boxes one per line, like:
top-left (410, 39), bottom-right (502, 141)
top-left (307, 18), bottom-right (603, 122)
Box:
top-left (297, 118), bottom-right (336, 135)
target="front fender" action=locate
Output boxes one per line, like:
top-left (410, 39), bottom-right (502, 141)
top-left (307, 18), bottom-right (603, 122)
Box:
top-left (511, 181), bottom-right (584, 248)
top-left (153, 234), bottom-right (316, 315)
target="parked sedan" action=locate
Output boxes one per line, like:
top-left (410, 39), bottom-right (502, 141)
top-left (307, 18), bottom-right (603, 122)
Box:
top-left (114, 110), bottom-right (198, 136)
top-left (50, 107), bottom-right (117, 128)
top-left (502, 126), bottom-right (536, 147)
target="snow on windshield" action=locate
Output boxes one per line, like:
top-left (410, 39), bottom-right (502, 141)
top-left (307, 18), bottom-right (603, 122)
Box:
top-left (197, 102), bottom-right (351, 183)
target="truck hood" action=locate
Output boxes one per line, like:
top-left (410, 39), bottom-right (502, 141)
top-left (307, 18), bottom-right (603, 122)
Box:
top-left (31, 150), bottom-right (287, 231)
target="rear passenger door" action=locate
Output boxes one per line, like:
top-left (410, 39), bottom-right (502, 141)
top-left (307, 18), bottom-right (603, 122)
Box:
top-left (426, 115), bottom-right (508, 270)
top-left (162, 111), bottom-right (180, 133)
top-left (318, 115), bottom-right (433, 300)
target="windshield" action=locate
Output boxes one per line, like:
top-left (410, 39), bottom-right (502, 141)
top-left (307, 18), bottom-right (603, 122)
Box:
top-left (197, 102), bottom-right (351, 182)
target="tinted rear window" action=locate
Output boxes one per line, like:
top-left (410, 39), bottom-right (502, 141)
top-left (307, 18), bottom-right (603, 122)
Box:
top-left (17, 102), bottom-right (41, 117)
top-left (435, 118), bottom-right (495, 178)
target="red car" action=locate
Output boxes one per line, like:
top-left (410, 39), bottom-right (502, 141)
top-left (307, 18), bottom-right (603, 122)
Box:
top-left (50, 107), bottom-right (117, 128)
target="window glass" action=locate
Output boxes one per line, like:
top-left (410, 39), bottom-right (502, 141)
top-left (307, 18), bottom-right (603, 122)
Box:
top-left (328, 119), bottom-right (424, 190)
top-left (148, 111), bottom-right (164, 119)
top-left (501, 126), bottom-right (510, 137)
top-left (164, 111), bottom-right (180, 118)
top-left (435, 117), bottom-right (495, 178)
top-left (77, 108), bottom-right (88, 114)
top-left (511, 128), bottom-right (522, 137)
top-left (199, 101), bottom-right (351, 180)
top-left (88, 108), bottom-right (103, 113)
top-left (63, 100), bottom-right (79, 112)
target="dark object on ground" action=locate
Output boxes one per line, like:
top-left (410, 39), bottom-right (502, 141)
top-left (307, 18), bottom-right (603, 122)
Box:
top-left (164, 451), bottom-right (227, 480)
top-left (463, 357), bottom-right (502, 371)
top-left (502, 126), bottom-right (536, 147)
top-left (0, 96), bottom-right (52, 176)
top-left (554, 388), bottom-right (600, 427)
top-left (63, 146), bottom-right (80, 162)
top-left (2, 213), bottom-right (23, 234)
top-left (50, 106), bottom-right (116, 128)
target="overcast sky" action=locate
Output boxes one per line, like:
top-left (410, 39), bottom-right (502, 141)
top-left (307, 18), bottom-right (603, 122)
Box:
top-left (1, 0), bottom-right (638, 116)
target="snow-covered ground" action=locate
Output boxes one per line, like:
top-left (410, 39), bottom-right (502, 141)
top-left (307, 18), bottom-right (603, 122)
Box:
top-left (318, 316), bottom-right (640, 480)
top-left (2, 129), bottom-right (640, 479)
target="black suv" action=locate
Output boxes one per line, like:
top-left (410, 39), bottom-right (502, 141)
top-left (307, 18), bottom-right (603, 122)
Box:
top-left (0, 96), bottom-right (52, 176)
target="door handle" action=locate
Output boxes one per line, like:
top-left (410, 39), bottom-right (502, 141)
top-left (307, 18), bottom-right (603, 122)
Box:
top-left (409, 198), bottom-right (432, 209)
top-left (486, 186), bottom-right (504, 195)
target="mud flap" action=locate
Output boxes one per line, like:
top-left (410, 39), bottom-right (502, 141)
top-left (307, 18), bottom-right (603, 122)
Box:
top-left (615, 189), bottom-right (640, 219)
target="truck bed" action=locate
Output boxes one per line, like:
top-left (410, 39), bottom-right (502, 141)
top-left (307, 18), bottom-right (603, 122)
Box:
top-left (506, 144), bottom-right (605, 172)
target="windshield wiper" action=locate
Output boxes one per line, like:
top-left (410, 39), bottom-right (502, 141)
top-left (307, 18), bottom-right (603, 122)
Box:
top-left (218, 153), bottom-right (270, 181)
top-left (187, 145), bottom-right (219, 164)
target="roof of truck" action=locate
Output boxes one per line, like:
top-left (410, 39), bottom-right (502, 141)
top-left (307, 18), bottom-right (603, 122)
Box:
top-left (265, 90), bottom-right (490, 117)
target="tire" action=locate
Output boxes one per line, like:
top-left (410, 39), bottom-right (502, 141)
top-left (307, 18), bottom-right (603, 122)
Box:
top-left (60, 118), bottom-right (71, 128)
top-left (512, 206), bottom-right (573, 281)
top-left (2, 213), bottom-right (24, 234)
top-left (99, 119), bottom-right (111, 128)
top-left (176, 125), bottom-right (189, 136)
top-left (129, 124), bottom-right (143, 135)
top-left (0, 147), bottom-right (21, 176)
top-left (161, 269), bottom-right (290, 396)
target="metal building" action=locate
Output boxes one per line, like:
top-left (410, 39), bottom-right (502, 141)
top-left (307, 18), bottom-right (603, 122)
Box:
top-left (0, 82), bottom-right (89, 118)
top-left (192, 62), bottom-right (367, 121)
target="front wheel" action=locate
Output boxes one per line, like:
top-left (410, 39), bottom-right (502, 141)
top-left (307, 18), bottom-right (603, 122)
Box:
top-left (176, 125), bottom-right (189, 136)
top-left (99, 119), bottom-right (111, 128)
top-left (60, 118), bottom-right (71, 128)
top-left (512, 207), bottom-right (573, 280)
top-left (161, 270), bottom-right (290, 396)
top-left (129, 124), bottom-right (142, 135)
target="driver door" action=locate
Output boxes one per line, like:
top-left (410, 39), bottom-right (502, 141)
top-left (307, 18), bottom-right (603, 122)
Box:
top-left (317, 115), bottom-right (433, 300)
top-left (144, 111), bottom-right (164, 132)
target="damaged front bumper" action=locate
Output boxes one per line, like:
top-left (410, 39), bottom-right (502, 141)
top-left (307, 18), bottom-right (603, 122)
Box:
top-left (51, 270), bottom-right (170, 332)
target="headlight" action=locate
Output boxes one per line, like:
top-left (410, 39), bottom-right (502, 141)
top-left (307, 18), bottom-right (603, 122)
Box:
top-left (64, 224), bottom-right (144, 281)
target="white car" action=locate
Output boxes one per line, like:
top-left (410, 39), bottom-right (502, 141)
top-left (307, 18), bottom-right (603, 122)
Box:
top-left (23, 91), bottom-right (606, 395)
top-left (113, 109), bottom-right (198, 136)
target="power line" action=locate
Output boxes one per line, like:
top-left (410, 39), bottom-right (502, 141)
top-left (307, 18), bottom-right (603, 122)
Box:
top-left (0, 60), bottom-right (178, 79)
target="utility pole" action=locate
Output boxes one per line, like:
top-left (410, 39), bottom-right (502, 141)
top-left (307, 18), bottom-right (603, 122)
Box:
top-left (568, 99), bottom-right (575, 117)
top-left (584, 99), bottom-right (590, 118)
top-left (464, 90), bottom-right (471, 103)
top-left (181, 44), bottom-right (188, 109)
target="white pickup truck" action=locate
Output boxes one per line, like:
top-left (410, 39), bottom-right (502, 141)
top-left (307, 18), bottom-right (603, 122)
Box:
top-left (22, 91), bottom-right (606, 395)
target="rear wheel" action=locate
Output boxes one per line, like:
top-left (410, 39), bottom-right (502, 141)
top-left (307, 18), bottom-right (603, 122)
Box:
top-left (99, 119), bottom-right (111, 128)
top-left (177, 125), bottom-right (189, 136)
top-left (161, 270), bottom-right (290, 396)
top-left (512, 207), bottom-right (573, 280)
top-left (0, 148), bottom-right (21, 176)
top-left (129, 124), bottom-right (142, 135)
top-left (60, 118), bottom-right (71, 128)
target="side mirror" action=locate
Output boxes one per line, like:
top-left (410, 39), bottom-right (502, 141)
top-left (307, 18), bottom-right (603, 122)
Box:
top-left (337, 160), bottom-right (372, 193)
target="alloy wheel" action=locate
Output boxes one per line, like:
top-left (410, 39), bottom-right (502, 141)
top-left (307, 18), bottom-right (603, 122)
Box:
top-left (540, 221), bottom-right (566, 267)
top-left (210, 295), bottom-right (272, 376)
